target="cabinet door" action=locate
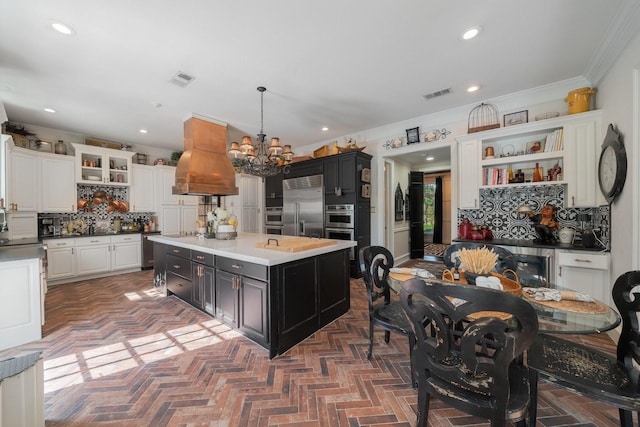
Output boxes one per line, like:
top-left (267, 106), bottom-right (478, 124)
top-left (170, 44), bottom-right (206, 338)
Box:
top-left (47, 247), bottom-right (75, 280)
top-left (556, 251), bottom-right (610, 306)
top-left (318, 250), bottom-right (349, 327)
top-left (202, 265), bottom-right (215, 315)
top-left (111, 241), bottom-right (141, 270)
top-left (41, 155), bottom-right (75, 212)
top-left (7, 212), bottom-right (37, 240)
top-left (180, 205), bottom-right (198, 235)
top-left (239, 277), bottom-right (269, 345)
top-left (0, 258), bottom-right (42, 352)
top-left (131, 164), bottom-right (155, 212)
top-left (457, 139), bottom-right (481, 208)
top-left (564, 115), bottom-right (604, 207)
top-left (156, 166), bottom-right (180, 205)
top-left (8, 149), bottom-right (39, 211)
top-left (76, 244), bottom-right (111, 275)
top-left (286, 158), bottom-right (323, 179)
top-left (160, 205), bottom-right (182, 236)
top-left (191, 264), bottom-right (213, 311)
top-left (264, 173), bottom-right (283, 205)
top-left (215, 269), bottom-right (238, 327)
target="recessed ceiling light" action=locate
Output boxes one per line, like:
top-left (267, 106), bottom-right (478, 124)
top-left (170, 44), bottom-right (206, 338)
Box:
top-left (461, 26), bottom-right (481, 40)
top-left (426, 156), bottom-right (435, 161)
top-left (50, 21), bottom-right (75, 35)
top-left (322, 126), bottom-right (329, 131)
top-left (467, 85), bottom-right (481, 93)
top-left (139, 129), bottom-right (148, 134)
top-left (44, 107), bottom-right (56, 113)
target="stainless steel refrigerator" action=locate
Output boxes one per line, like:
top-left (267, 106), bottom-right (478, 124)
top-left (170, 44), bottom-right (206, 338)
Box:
top-left (283, 174), bottom-right (324, 237)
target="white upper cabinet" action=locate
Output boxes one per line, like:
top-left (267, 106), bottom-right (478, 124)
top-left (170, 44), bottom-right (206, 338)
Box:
top-left (155, 165), bottom-right (198, 206)
top-left (6, 143), bottom-right (75, 212)
top-left (130, 164), bottom-right (155, 212)
top-left (73, 143), bottom-right (134, 186)
top-left (41, 154), bottom-right (76, 212)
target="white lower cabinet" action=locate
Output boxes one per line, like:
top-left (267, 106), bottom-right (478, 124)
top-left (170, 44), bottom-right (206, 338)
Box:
top-left (0, 257), bottom-right (42, 351)
top-left (111, 234), bottom-right (142, 270)
top-left (556, 250), bottom-right (610, 306)
top-left (45, 238), bottom-right (76, 281)
top-left (76, 236), bottom-right (111, 276)
top-left (45, 235), bottom-right (142, 284)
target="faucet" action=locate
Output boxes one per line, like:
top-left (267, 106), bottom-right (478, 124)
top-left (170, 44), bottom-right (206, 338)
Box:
top-left (0, 198), bottom-right (8, 233)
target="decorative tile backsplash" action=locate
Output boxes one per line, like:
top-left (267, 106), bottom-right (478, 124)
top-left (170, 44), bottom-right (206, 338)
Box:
top-left (458, 184), bottom-right (610, 247)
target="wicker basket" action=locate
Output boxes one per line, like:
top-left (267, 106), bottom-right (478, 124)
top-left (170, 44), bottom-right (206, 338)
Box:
top-left (445, 269), bottom-right (522, 296)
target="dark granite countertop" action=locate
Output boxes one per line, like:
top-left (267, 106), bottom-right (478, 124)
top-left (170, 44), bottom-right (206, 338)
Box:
top-left (453, 238), bottom-right (608, 252)
top-left (40, 230), bottom-right (161, 240)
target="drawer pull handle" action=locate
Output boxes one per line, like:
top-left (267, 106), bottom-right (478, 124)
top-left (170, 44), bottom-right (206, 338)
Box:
top-left (231, 264), bottom-right (242, 269)
top-left (90, 240), bottom-right (99, 243)
top-left (574, 259), bottom-right (593, 263)
top-left (173, 265), bottom-right (180, 269)
top-left (172, 249), bottom-right (180, 253)
top-left (197, 255), bottom-right (205, 260)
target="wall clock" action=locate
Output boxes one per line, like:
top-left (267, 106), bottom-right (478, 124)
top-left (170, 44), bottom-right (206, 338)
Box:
top-left (598, 123), bottom-right (627, 204)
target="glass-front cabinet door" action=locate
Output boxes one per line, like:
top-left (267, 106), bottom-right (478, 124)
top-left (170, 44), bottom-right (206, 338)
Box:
top-left (72, 143), bottom-right (135, 186)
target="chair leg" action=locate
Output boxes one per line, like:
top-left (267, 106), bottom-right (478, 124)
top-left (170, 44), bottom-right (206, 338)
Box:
top-left (408, 333), bottom-right (417, 388)
top-left (367, 320), bottom-right (374, 360)
top-left (618, 408), bottom-right (633, 427)
top-left (528, 369), bottom-right (538, 427)
top-left (384, 330), bottom-right (391, 343)
top-left (416, 378), bottom-right (430, 427)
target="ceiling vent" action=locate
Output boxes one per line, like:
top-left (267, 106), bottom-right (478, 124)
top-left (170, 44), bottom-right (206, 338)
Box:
top-left (424, 87), bottom-right (452, 100)
top-left (170, 71), bottom-right (196, 87)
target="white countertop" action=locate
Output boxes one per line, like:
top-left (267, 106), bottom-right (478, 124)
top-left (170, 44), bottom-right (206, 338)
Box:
top-left (148, 232), bottom-right (356, 266)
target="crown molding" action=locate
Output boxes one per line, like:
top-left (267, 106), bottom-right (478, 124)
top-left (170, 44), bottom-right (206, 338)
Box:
top-left (584, 0), bottom-right (640, 85)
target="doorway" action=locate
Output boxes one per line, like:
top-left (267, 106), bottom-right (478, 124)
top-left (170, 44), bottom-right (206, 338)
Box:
top-left (408, 170), bottom-right (451, 260)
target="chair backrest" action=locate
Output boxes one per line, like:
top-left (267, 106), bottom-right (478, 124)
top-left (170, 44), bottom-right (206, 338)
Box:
top-left (443, 242), bottom-right (518, 273)
top-left (359, 246), bottom-right (394, 307)
top-left (400, 278), bottom-right (538, 421)
top-left (612, 271), bottom-right (640, 379)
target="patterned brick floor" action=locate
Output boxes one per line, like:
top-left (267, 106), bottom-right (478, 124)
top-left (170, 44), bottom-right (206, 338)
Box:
top-left (1, 270), bottom-right (623, 426)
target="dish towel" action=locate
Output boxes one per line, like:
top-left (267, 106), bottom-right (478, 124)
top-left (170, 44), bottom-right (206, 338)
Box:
top-left (523, 287), bottom-right (595, 302)
top-left (390, 267), bottom-right (436, 279)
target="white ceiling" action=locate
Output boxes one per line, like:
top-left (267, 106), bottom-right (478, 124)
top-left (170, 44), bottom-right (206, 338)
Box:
top-left (0, 0), bottom-right (632, 155)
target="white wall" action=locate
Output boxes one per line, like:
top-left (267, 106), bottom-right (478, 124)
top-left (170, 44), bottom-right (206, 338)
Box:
top-left (596, 28), bottom-right (640, 280)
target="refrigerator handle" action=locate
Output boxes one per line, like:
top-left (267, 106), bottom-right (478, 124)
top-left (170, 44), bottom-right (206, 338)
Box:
top-left (300, 220), bottom-right (305, 235)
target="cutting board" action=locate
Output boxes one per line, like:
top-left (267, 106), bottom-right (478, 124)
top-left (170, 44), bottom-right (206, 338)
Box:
top-left (256, 237), bottom-right (336, 252)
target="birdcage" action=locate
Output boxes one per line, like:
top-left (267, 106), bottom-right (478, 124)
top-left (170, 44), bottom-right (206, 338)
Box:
top-left (468, 102), bottom-right (500, 133)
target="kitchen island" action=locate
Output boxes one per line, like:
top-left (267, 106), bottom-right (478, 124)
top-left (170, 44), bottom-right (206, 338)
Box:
top-left (149, 233), bottom-right (356, 358)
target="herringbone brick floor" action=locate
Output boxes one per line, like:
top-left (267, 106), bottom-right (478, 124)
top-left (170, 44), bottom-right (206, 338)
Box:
top-left (1, 270), bottom-right (623, 426)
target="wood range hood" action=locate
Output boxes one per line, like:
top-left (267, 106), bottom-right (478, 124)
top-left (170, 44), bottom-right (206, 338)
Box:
top-left (172, 116), bottom-right (239, 196)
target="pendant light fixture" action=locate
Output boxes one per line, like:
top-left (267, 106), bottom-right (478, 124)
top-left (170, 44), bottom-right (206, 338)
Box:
top-left (228, 86), bottom-right (294, 178)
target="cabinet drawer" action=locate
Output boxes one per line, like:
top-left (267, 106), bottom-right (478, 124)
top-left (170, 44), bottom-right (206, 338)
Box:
top-left (167, 254), bottom-right (193, 280)
top-left (167, 245), bottom-right (191, 259)
top-left (216, 256), bottom-right (267, 281)
top-left (44, 238), bottom-right (75, 248)
top-left (191, 250), bottom-right (214, 266)
top-left (111, 234), bottom-right (140, 244)
top-left (76, 236), bottom-right (110, 246)
top-left (558, 252), bottom-right (609, 270)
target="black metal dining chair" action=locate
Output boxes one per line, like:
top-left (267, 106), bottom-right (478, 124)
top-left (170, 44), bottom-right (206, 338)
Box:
top-left (527, 270), bottom-right (640, 427)
top-left (359, 246), bottom-right (414, 363)
top-left (400, 277), bottom-right (539, 427)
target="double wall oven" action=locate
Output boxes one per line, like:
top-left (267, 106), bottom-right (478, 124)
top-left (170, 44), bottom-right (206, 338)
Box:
top-left (325, 204), bottom-right (355, 259)
top-left (264, 207), bottom-right (284, 235)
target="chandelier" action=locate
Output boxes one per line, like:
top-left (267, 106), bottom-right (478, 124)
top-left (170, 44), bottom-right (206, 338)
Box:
top-left (227, 86), bottom-right (294, 178)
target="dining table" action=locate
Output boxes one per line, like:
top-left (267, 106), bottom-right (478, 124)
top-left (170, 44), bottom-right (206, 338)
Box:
top-left (388, 267), bottom-right (621, 335)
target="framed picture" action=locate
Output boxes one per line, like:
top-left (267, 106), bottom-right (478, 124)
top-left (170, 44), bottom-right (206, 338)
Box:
top-left (406, 127), bottom-right (420, 144)
top-left (526, 139), bottom-right (545, 154)
top-left (504, 110), bottom-right (528, 127)
top-left (29, 139), bottom-right (53, 153)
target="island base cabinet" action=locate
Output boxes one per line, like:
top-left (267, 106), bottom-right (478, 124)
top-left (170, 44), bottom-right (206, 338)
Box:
top-left (239, 277), bottom-right (269, 345)
top-left (215, 270), bottom-right (238, 327)
top-left (318, 250), bottom-right (350, 327)
top-left (277, 258), bottom-right (319, 355)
